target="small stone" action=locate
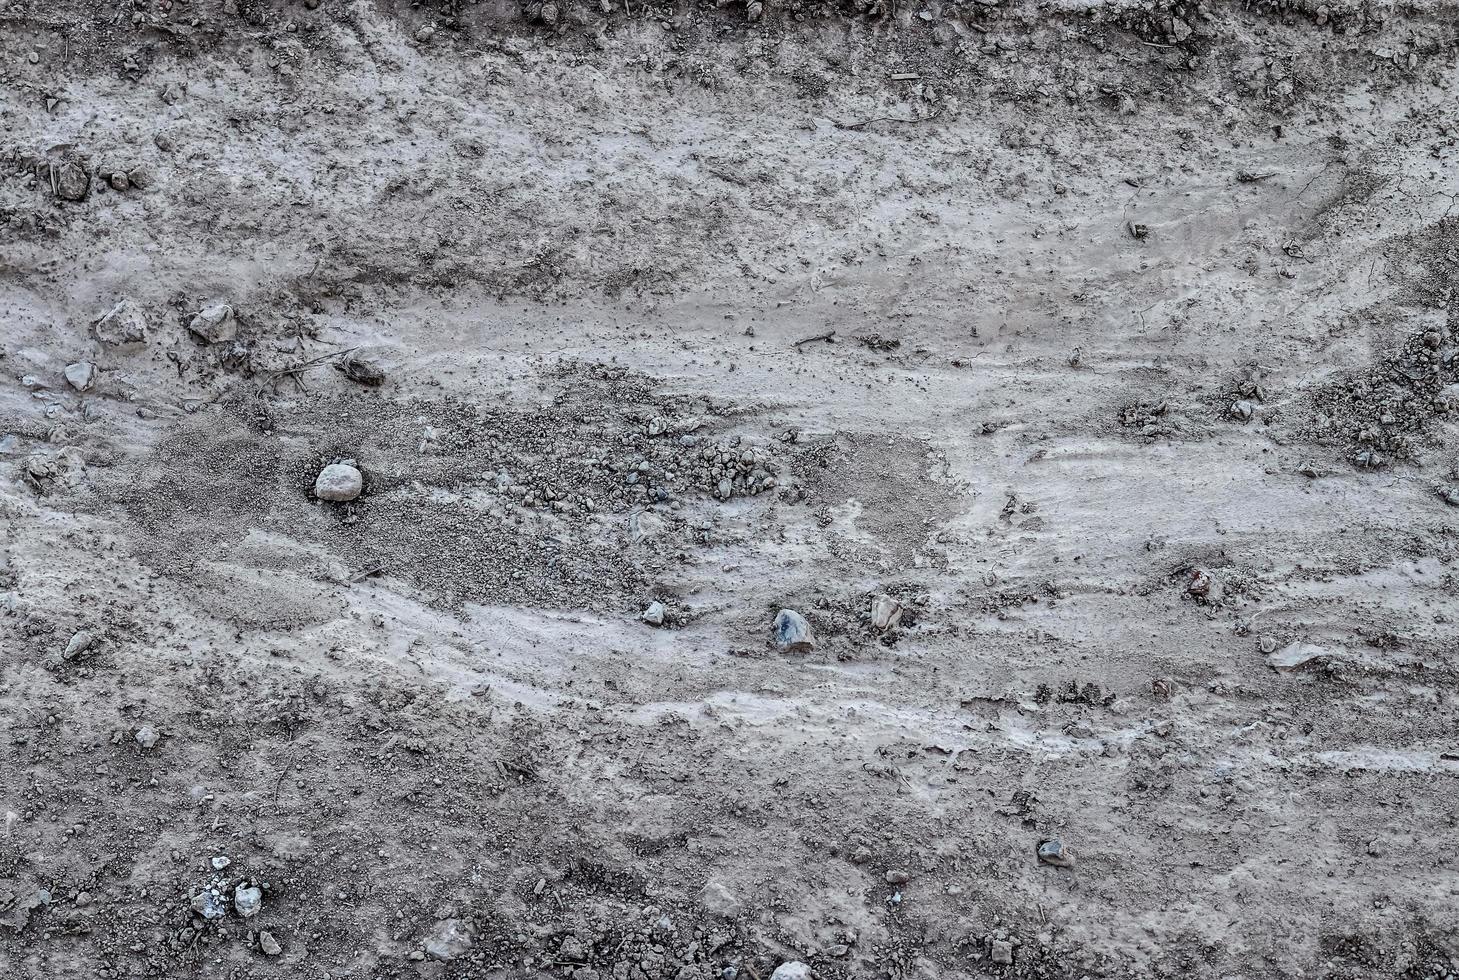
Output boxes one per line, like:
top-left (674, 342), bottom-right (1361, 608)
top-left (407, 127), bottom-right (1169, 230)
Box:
top-left (424, 918), bottom-right (474, 961)
top-left (1037, 838), bottom-right (1074, 868)
top-left (211, 855), bottom-right (231, 870)
top-left (1230, 399), bottom-right (1255, 421)
top-left (769, 963), bottom-right (810, 980)
top-left (259, 930), bottom-right (283, 955)
top-left (1439, 486), bottom-right (1459, 507)
top-left (314, 462), bottom-right (363, 502)
top-left (94, 300), bottom-right (148, 345)
top-left (1187, 568), bottom-right (1214, 598)
top-left (647, 416), bottom-right (668, 436)
top-left (870, 594), bottom-right (902, 631)
top-left (233, 884), bottom-right (262, 917)
top-left (108, 171), bottom-right (130, 192)
top-left (190, 890), bottom-right (226, 919)
top-left (773, 609), bottom-right (814, 652)
top-left (54, 162), bottom-right (90, 201)
top-left (990, 939), bottom-right (1014, 964)
top-left (884, 869), bottom-right (910, 885)
top-left (188, 303), bottom-right (237, 344)
top-left (850, 845), bottom-right (873, 864)
top-left (64, 362), bottom-right (95, 392)
top-left (641, 601), bottom-right (666, 627)
top-left (134, 726), bottom-right (160, 749)
top-left (698, 879), bottom-right (742, 918)
top-left (1257, 635), bottom-right (1277, 654)
top-left (62, 629), bottom-right (96, 661)
top-left (339, 348), bottom-right (387, 386)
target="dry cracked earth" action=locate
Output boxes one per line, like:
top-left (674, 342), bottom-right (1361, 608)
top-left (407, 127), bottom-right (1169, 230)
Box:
top-left (2, 0), bottom-right (1459, 979)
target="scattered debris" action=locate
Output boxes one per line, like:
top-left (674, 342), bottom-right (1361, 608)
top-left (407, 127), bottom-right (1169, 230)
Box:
top-left (338, 348), bottom-right (387, 386)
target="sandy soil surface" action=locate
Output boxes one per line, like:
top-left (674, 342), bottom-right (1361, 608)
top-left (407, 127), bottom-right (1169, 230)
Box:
top-left (3, 0), bottom-right (1459, 978)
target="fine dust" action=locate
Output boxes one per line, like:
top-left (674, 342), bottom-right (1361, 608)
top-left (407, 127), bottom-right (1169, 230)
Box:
top-left (2, 1), bottom-right (1459, 979)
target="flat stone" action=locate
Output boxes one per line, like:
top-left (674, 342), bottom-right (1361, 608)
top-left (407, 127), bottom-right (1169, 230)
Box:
top-left (259, 929), bottom-right (283, 956)
top-left (770, 963), bottom-right (811, 980)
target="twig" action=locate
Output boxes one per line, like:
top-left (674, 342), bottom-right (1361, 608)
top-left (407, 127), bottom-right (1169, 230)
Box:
top-left (792, 329), bottom-right (836, 347)
top-left (255, 346), bottom-right (358, 394)
top-left (831, 109), bottom-right (943, 131)
top-left (349, 564), bottom-right (388, 583)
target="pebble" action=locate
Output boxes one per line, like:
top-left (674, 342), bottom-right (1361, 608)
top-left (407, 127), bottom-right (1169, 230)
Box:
top-left (134, 726), bottom-right (160, 749)
top-left (773, 609), bottom-right (814, 652)
top-left (188, 302), bottom-right (237, 344)
top-left (314, 462), bottom-right (363, 502)
top-left (233, 884), bottom-right (262, 917)
top-left (211, 855), bottom-right (231, 870)
top-left (62, 629), bottom-right (96, 661)
top-left (259, 929), bottom-right (283, 955)
top-left (769, 963), bottom-right (810, 980)
top-left (641, 601), bottom-right (666, 627)
top-left (698, 879), bottom-right (743, 918)
top-left (1230, 399), bottom-right (1256, 421)
top-left (424, 917), bottom-right (474, 961)
top-left (191, 888), bottom-right (226, 919)
top-left (93, 300), bottom-right (148, 345)
top-left (884, 869), bottom-right (910, 885)
top-left (870, 594), bottom-right (902, 631)
top-left (1187, 568), bottom-right (1214, 598)
top-left (54, 162), bottom-right (90, 201)
top-left (990, 938), bottom-right (1014, 964)
top-left (1036, 838), bottom-right (1074, 868)
top-left (63, 362), bottom-right (95, 392)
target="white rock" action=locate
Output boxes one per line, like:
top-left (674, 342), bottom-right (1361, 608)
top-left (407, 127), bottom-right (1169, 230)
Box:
top-left (188, 302), bottom-right (237, 344)
top-left (259, 929), bottom-right (283, 955)
top-left (641, 601), bottom-right (666, 627)
top-left (64, 362), bottom-right (95, 392)
top-left (314, 462), bottom-right (363, 502)
top-left (870, 594), bottom-right (902, 631)
top-left (134, 726), bottom-right (160, 749)
top-left (424, 918), bottom-right (474, 961)
top-left (233, 884), bottom-right (262, 917)
top-left (770, 963), bottom-right (811, 980)
top-left (211, 855), bottom-right (231, 870)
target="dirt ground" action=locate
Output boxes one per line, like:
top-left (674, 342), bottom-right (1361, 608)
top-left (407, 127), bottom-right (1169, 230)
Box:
top-left (3, 0), bottom-right (1459, 978)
